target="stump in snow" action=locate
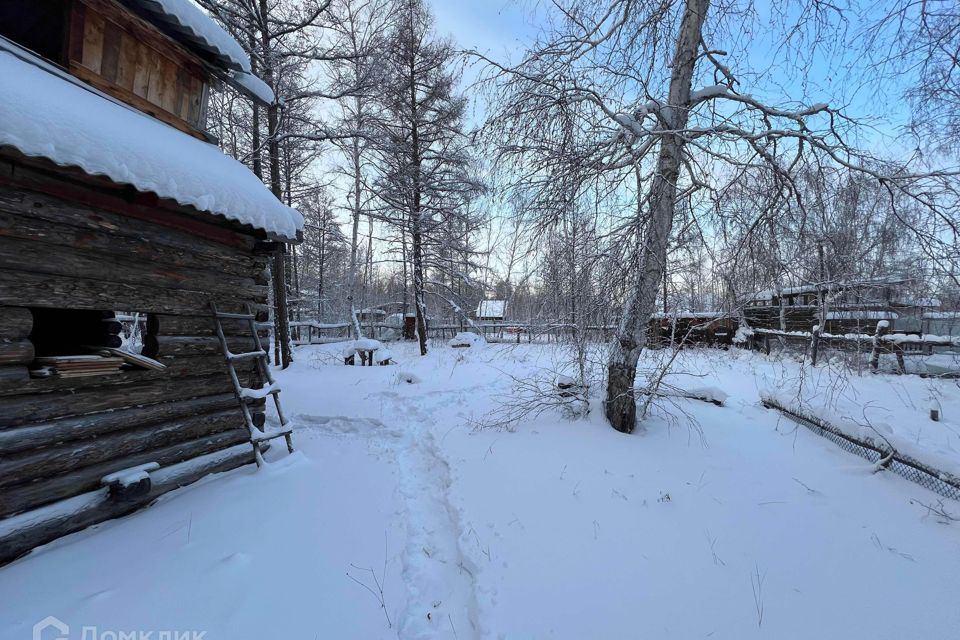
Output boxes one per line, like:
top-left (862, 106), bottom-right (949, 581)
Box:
top-left (102, 462), bottom-right (159, 502)
top-left (556, 375), bottom-right (588, 399)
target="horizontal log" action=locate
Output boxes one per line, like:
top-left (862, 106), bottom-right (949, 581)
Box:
top-left (0, 373), bottom-right (239, 427)
top-left (0, 409), bottom-right (243, 488)
top-left (0, 202), bottom-right (265, 278)
top-left (0, 268), bottom-right (267, 315)
top-left (0, 442), bottom-right (255, 566)
top-left (0, 353), bottom-right (257, 398)
top-left (0, 428), bottom-right (249, 518)
top-left (0, 392), bottom-right (237, 454)
top-left (0, 236), bottom-right (261, 300)
top-left (152, 313), bottom-right (270, 337)
top-left (0, 365), bottom-right (28, 385)
top-left (156, 335), bottom-right (257, 358)
top-left (0, 176), bottom-right (260, 259)
top-left (0, 307), bottom-right (32, 339)
top-left (0, 339), bottom-right (34, 365)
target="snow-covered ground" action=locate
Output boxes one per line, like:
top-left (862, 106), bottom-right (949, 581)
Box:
top-left (2, 342), bottom-right (959, 639)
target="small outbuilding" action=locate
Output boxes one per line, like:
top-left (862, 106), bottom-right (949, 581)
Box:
top-left (476, 300), bottom-right (507, 322)
top-left (0, 0), bottom-right (302, 564)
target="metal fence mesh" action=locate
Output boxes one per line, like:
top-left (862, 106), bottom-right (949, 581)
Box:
top-left (764, 400), bottom-right (960, 502)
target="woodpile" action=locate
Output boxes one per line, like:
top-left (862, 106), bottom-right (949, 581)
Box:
top-left (33, 355), bottom-right (125, 378)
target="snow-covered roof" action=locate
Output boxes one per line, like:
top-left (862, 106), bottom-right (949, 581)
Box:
top-left (651, 311), bottom-right (722, 320)
top-left (228, 70), bottom-right (275, 105)
top-left (0, 50), bottom-right (302, 241)
top-left (825, 311), bottom-right (898, 320)
top-left (129, 0), bottom-right (251, 73)
top-left (476, 300), bottom-right (506, 318)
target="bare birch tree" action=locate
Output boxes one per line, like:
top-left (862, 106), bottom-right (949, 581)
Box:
top-left (480, 0), bottom-right (959, 432)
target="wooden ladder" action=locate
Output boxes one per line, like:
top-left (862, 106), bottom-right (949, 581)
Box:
top-left (211, 301), bottom-right (294, 467)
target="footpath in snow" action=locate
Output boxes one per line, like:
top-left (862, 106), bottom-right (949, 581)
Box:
top-left (1, 342), bottom-right (959, 639)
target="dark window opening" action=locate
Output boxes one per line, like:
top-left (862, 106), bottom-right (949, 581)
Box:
top-left (28, 309), bottom-right (159, 379)
top-left (0, 0), bottom-right (70, 65)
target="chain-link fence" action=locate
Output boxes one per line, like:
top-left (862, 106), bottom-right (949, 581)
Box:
top-left (762, 398), bottom-right (960, 502)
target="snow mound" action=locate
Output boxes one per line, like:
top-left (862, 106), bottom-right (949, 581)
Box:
top-left (397, 369), bottom-right (421, 384)
top-left (354, 338), bottom-right (383, 351)
top-left (449, 332), bottom-right (485, 348)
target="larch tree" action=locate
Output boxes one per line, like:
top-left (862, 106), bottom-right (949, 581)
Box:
top-left (374, 0), bottom-right (481, 355)
top-left (325, 0), bottom-right (396, 338)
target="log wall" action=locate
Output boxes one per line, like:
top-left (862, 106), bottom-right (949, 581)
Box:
top-left (0, 173), bottom-right (274, 563)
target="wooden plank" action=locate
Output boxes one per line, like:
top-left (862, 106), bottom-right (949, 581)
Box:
top-left (0, 409), bottom-right (244, 488)
top-left (175, 67), bottom-right (191, 121)
top-left (81, 10), bottom-right (105, 74)
top-left (116, 31), bottom-right (138, 91)
top-left (0, 339), bottom-right (34, 366)
top-left (185, 75), bottom-right (202, 123)
top-left (80, 0), bottom-right (210, 77)
top-left (160, 60), bottom-right (179, 113)
top-left (0, 428), bottom-right (249, 518)
top-left (99, 19), bottom-right (122, 83)
top-left (68, 2), bottom-right (87, 63)
top-left (0, 187), bottom-right (264, 276)
top-left (0, 442), bottom-right (254, 566)
top-left (68, 62), bottom-right (207, 141)
top-left (0, 393), bottom-right (236, 454)
top-left (132, 41), bottom-right (151, 97)
top-left (146, 53), bottom-right (163, 105)
top-left (0, 307), bottom-right (32, 340)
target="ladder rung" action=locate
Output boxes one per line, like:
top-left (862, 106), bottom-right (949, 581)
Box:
top-left (240, 382), bottom-right (281, 401)
top-left (228, 350), bottom-right (266, 362)
top-left (254, 322), bottom-right (273, 330)
top-left (252, 427), bottom-right (293, 443)
top-left (216, 312), bottom-right (256, 320)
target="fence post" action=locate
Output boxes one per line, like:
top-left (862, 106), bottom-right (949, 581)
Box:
top-left (810, 325), bottom-right (821, 365)
top-left (870, 320), bottom-right (889, 371)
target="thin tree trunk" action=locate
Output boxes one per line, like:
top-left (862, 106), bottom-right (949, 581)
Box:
top-left (259, 0), bottom-right (292, 368)
top-left (604, 0), bottom-right (709, 433)
top-left (346, 126), bottom-right (364, 338)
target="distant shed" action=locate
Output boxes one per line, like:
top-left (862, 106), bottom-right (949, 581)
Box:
top-left (0, 0), bottom-right (301, 564)
top-left (476, 300), bottom-right (507, 321)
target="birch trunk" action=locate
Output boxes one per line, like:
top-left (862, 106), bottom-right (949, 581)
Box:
top-left (604, 0), bottom-right (710, 433)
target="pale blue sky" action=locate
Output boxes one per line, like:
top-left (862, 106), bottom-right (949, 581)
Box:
top-left (429, 0), bottom-right (915, 149)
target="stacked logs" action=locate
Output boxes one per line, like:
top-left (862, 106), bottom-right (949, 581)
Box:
top-left (0, 307), bottom-right (33, 383)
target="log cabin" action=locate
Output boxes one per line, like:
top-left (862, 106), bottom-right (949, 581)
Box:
top-left (0, 0), bottom-right (302, 564)
top-left (740, 277), bottom-right (939, 335)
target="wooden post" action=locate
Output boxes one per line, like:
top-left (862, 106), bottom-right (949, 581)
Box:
top-left (810, 325), bottom-right (821, 365)
top-left (870, 320), bottom-right (889, 372)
